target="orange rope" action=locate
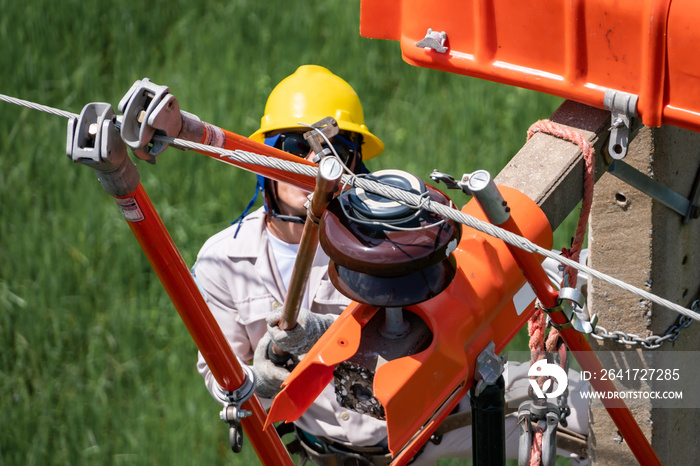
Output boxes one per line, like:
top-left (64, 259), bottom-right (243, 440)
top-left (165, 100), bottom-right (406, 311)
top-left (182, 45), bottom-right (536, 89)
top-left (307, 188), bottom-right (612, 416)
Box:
top-left (525, 119), bottom-right (595, 464)
top-left (529, 425), bottom-right (544, 466)
top-left (527, 119), bottom-right (595, 288)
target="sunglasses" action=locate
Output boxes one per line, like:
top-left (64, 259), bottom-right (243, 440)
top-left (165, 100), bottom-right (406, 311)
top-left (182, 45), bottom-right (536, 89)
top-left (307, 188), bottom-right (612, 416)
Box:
top-left (275, 132), bottom-right (361, 166)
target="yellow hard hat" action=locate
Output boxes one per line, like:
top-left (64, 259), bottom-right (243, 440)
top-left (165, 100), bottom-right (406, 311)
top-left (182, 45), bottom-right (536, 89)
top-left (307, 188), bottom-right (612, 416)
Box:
top-left (250, 65), bottom-right (384, 160)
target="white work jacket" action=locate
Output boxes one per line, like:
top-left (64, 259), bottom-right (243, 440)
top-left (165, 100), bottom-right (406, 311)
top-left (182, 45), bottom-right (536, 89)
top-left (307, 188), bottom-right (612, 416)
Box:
top-left (193, 207), bottom-right (387, 447)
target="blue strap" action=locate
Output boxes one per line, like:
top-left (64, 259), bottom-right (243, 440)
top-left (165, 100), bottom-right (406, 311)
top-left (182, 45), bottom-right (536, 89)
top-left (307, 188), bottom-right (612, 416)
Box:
top-left (264, 133), bottom-right (282, 148)
top-left (230, 175), bottom-right (263, 238)
top-left (334, 133), bottom-right (357, 151)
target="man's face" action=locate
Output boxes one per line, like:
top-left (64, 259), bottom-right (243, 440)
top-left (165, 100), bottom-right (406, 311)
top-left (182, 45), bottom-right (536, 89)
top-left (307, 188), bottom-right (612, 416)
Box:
top-left (272, 132), bottom-right (358, 217)
top-left (273, 150), bottom-right (316, 217)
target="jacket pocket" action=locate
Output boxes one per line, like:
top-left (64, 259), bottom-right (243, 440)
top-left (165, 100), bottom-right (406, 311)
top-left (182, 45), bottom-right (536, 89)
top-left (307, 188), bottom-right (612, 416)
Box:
top-left (312, 280), bottom-right (351, 313)
top-left (235, 295), bottom-right (278, 325)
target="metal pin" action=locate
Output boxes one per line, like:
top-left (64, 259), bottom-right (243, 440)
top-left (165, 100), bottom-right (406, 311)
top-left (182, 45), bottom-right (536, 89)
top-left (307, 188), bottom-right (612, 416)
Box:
top-left (380, 307), bottom-right (411, 339)
top-left (609, 118), bottom-right (625, 131)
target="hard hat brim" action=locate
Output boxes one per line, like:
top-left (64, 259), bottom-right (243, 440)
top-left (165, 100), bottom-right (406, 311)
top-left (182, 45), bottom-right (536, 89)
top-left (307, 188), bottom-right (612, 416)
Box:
top-left (250, 122), bottom-right (384, 161)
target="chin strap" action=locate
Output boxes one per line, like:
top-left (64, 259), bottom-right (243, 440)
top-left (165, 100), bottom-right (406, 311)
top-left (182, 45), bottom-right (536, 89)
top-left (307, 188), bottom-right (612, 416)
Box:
top-left (269, 212), bottom-right (306, 224)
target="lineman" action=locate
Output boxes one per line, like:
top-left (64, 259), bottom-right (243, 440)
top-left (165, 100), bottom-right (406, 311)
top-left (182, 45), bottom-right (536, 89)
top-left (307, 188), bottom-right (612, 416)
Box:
top-left (193, 65), bottom-right (589, 465)
top-left (194, 65), bottom-right (393, 464)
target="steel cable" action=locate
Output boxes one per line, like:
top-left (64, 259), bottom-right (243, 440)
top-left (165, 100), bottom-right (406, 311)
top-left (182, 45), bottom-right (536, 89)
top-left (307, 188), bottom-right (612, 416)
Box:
top-left (159, 134), bottom-right (699, 322)
top-left (2, 93), bottom-right (698, 322)
top-left (0, 93), bottom-right (78, 120)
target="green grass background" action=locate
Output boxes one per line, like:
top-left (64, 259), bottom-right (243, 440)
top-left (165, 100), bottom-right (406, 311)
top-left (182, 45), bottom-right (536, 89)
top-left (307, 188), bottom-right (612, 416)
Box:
top-left (0, 0), bottom-right (575, 464)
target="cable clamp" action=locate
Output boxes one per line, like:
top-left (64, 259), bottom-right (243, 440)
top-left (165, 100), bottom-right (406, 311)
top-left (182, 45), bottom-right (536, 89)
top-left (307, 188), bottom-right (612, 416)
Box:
top-left (542, 288), bottom-right (598, 334)
top-left (118, 78), bottom-right (184, 163)
top-left (67, 103), bottom-right (126, 169)
top-left (604, 89), bottom-right (638, 160)
top-left (66, 102), bottom-right (139, 197)
top-left (430, 170), bottom-right (470, 193)
top-left (304, 116), bottom-right (340, 163)
top-left (218, 364), bottom-right (256, 453)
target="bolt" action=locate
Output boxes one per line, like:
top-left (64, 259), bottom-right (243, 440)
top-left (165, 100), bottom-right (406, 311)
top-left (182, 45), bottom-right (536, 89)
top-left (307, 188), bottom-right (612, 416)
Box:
top-left (136, 110), bottom-right (146, 124)
top-left (471, 171), bottom-right (489, 184)
top-left (467, 170), bottom-right (492, 192)
top-left (88, 123), bottom-right (98, 138)
top-left (609, 118), bottom-right (625, 131)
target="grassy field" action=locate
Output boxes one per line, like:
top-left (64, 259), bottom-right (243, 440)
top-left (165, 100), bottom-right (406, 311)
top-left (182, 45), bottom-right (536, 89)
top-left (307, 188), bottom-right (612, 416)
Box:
top-left (0, 1), bottom-right (570, 464)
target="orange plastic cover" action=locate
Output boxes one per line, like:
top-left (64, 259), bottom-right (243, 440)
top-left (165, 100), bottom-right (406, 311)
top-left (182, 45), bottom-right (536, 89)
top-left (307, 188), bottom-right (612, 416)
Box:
top-left (360, 0), bottom-right (700, 133)
top-left (267, 187), bottom-right (553, 458)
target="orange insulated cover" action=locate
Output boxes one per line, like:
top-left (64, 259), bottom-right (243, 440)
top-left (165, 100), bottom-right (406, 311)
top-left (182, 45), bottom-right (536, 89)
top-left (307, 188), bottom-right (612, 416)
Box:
top-left (361, 0), bottom-right (700, 133)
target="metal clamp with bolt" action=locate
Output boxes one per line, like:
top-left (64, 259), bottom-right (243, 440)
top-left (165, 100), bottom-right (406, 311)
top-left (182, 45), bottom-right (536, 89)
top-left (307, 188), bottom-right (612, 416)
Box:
top-left (217, 364), bottom-right (256, 453)
top-left (117, 78), bottom-right (203, 163)
top-left (303, 116), bottom-right (340, 163)
top-left (543, 287), bottom-right (598, 334)
top-left (604, 89), bottom-right (638, 160)
top-left (66, 102), bottom-right (140, 198)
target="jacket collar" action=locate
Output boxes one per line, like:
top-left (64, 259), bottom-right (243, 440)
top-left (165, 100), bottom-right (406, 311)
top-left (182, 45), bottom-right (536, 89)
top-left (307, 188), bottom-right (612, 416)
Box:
top-left (225, 207), bottom-right (267, 260)
top-left (225, 206), bottom-right (327, 305)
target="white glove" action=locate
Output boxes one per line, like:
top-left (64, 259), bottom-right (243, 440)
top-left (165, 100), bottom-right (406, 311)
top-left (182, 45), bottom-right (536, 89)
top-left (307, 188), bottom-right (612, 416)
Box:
top-left (252, 332), bottom-right (296, 399)
top-left (266, 307), bottom-right (338, 355)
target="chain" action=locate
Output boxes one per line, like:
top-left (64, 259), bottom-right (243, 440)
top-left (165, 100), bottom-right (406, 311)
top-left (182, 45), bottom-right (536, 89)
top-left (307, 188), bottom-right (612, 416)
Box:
top-left (554, 348), bottom-right (571, 426)
top-left (590, 300), bottom-right (698, 350)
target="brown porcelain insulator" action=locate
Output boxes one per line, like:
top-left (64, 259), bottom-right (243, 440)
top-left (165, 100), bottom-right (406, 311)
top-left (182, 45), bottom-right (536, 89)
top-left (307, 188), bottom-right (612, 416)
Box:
top-left (319, 170), bottom-right (461, 306)
top-left (328, 256), bottom-right (457, 307)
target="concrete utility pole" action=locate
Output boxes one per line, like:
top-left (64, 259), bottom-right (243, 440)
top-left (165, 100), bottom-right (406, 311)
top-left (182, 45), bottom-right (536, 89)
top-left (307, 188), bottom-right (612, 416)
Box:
top-left (587, 125), bottom-right (700, 465)
top-left (496, 101), bottom-right (699, 464)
